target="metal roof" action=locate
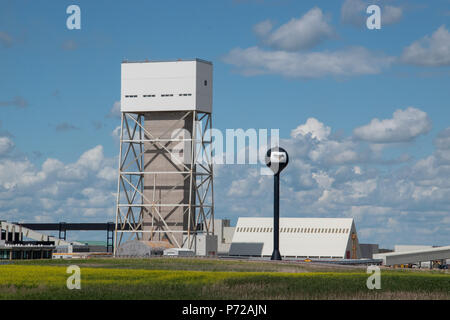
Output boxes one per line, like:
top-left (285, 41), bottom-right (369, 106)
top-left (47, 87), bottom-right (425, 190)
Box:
top-left (121, 58), bottom-right (212, 65)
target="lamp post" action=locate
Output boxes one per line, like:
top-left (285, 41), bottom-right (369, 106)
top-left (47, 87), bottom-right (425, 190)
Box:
top-left (265, 147), bottom-right (289, 261)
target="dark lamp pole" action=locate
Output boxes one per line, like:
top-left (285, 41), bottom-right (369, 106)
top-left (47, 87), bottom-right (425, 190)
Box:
top-left (265, 147), bottom-right (289, 261)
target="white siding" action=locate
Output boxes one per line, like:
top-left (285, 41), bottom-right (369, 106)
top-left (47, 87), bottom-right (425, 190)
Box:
top-left (121, 59), bottom-right (212, 113)
top-left (394, 245), bottom-right (433, 252)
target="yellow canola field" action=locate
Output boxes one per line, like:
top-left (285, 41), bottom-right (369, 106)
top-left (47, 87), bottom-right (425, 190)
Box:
top-left (0, 264), bottom-right (361, 288)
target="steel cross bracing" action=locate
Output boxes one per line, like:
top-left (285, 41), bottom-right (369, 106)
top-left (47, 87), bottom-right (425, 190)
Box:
top-left (113, 111), bottom-right (214, 255)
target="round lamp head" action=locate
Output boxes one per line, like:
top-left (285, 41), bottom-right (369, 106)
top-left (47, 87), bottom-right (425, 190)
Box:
top-left (265, 147), bottom-right (289, 174)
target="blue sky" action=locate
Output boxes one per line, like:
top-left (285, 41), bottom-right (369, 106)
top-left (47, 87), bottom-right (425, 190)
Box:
top-left (0, 0), bottom-right (449, 247)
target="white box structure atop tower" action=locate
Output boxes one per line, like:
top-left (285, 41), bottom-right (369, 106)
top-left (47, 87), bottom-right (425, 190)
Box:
top-left (121, 59), bottom-right (212, 113)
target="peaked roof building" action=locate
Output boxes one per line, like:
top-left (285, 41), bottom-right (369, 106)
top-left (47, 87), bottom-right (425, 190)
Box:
top-left (229, 217), bottom-right (361, 259)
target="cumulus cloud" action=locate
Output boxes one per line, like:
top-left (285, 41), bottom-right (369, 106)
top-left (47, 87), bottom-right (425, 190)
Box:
top-left (224, 46), bottom-right (393, 78)
top-left (312, 171), bottom-right (334, 189)
top-left (341, 0), bottom-right (403, 27)
top-left (224, 8), bottom-right (397, 79)
top-left (0, 137), bottom-right (14, 156)
top-left (1, 116), bottom-right (450, 246)
top-left (76, 145), bottom-right (105, 171)
top-left (353, 107), bottom-right (431, 143)
top-left (341, 0), bottom-right (367, 26)
top-left (434, 128), bottom-right (450, 150)
top-left (216, 115), bottom-right (450, 247)
top-left (286, 118), bottom-right (374, 166)
top-left (401, 25), bottom-right (450, 67)
top-left (255, 7), bottom-right (335, 51)
top-left (97, 166), bottom-right (117, 182)
top-left (308, 139), bottom-right (363, 165)
top-left (0, 143), bottom-right (117, 226)
top-left (253, 20), bottom-right (273, 37)
top-left (107, 101), bottom-right (121, 118)
top-left (111, 126), bottom-right (121, 142)
top-left (382, 5), bottom-right (403, 25)
top-left (291, 118), bottom-right (331, 141)
top-left (434, 128), bottom-right (450, 163)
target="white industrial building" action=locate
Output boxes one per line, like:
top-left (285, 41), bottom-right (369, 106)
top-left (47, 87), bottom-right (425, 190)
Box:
top-left (229, 217), bottom-right (361, 259)
top-left (121, 59), bottom-right (212, 113)
top-left (374, 245), bottom-right (450, 267)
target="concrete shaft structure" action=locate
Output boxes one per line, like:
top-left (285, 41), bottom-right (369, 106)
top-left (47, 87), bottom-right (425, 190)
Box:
top-left (142, 111), bottom-right (195, 244)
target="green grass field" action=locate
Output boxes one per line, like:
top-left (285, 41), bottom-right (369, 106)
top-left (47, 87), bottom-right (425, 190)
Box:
top-left (0, 258), bottom-right (448, 299)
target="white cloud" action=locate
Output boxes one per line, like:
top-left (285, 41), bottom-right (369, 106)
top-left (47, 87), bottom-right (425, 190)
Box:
top-left (0, 144), bottom-right (116, 225)
top-left (40, 198), bottom-right (57, 210)
top-left (253, 20), bottom-right (273, 37)
top-left (1, 119), bottom-right (450, 247)
top-left (341, 0), bottom-right (403, 27)
top-left (309, 139), bottom-right (361, 165)
top-left (291, 118), bottom-right (331, 141)
top-left (401, 25), bottom-right (450, 67)
top-left (0, 137), bottom-right (14, 156)
top-left (312, 171), bottom-right (334, 189)
top-left (353, 107), bottom-right (431, 143)
top-left (224, 8), bottom-right (396, 79)
top-left (107, 101), bottom-right (121, 118)
top-left (42, 158), bottom-right (64, 173)
top-left (97, 166), bottom-right (117, 182)
top-left (0, 159), bottom-right (48, 191)
top-left (434, 128), bottom-right (450, 150)
top-left (215, 119), bottom-right (450, 247)
top-left (347, 178), bottom-right (377, 199)
top-left (434, 128), bottom-right (450, 163)
top-left (111, 125), bottom-right (121, 141)
top-left (383, 5), bottom-right (403, 25)
top-left (256, 7), bottom-right (334, 51)
top-left (224, 46), bottom-right (393, 78)
top-left (76, 145), bottom-right (104, 171)
top-left (341, 0), bottom-right (367, 26)
top-left (227, 168), bottom-right (269, 197)
top-left (286, 119), bottom-right (371, 166)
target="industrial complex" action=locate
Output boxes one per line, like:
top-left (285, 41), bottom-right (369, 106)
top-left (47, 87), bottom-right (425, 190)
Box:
top-left (0, 59), bottom-right (449, 270)
top-left (1, 216), bottom-right (449, 268)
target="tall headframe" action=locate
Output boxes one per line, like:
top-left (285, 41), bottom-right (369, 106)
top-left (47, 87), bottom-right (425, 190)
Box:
top-left (114, 59), bottom-right (214, 255)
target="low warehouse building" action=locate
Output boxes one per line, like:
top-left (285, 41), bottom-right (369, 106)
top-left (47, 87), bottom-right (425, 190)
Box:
top-left (0, 241), bottom-right (54, 260)
top-left (229, 217), bottom-right (361, 259)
